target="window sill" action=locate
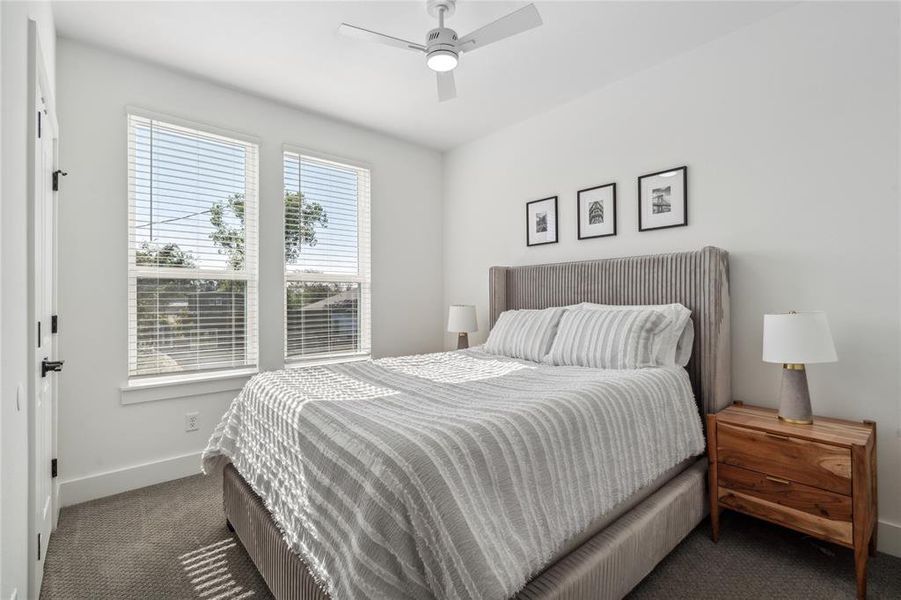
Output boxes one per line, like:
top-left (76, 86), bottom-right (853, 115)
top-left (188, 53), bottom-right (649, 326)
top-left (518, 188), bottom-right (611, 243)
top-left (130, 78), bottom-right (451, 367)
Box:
top-left (285, 353), bottom-right (371, 369)
top-left (120, 367), bottom-right (258, 405)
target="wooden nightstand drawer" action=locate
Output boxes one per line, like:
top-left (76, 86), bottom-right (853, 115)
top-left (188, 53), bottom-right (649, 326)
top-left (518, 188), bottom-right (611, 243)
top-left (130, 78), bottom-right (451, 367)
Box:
top-left (717, 422), bottom-right (852, 495)
top-left (718, 483), bottom-right (853, 546)
top-left (718, 463), bottom-right (852, 538)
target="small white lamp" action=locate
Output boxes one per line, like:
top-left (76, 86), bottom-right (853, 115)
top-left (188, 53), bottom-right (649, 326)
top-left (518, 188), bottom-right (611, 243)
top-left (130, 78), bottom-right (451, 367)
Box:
top-left (448, 305), bottom-right (478, 350)
top-left (762, 311), bottom-right (837, 424)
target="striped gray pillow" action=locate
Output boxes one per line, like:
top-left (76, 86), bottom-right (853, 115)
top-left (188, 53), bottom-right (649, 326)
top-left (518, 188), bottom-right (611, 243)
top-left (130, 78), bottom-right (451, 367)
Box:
top-left (577, 302), bottom-right (692, 367)
top-left (543, 309), bottom-right (670, 369)
top-left (484, 307), bottom-right (565, 362)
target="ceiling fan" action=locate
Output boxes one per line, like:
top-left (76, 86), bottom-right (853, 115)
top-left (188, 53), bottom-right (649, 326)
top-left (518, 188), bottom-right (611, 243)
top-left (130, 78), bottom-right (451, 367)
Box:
top-left (338, 0), bottom-right (543, 102)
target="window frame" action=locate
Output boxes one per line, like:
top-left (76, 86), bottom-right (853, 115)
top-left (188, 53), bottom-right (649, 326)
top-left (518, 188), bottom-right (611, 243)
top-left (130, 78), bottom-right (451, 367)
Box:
top-left (282, 144), bottom-right (372, 364)
top-left (126, 108), bottom-right (261, 382)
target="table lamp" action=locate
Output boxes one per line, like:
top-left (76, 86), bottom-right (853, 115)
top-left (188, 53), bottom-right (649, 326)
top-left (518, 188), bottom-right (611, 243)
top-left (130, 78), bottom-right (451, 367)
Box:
top-left (447, 305), bottom-right (477, 349)
top-left (762, 311), bottom-right (837, 424)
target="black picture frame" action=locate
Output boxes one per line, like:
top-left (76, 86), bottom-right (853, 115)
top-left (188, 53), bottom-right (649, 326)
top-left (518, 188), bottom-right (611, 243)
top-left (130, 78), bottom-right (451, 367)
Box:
top-left (525, 196), bottom-right (558, 247)
top-left (577, 183), bottom-right (617, 240)
top-left (638, 166), bottom-right (688, 232)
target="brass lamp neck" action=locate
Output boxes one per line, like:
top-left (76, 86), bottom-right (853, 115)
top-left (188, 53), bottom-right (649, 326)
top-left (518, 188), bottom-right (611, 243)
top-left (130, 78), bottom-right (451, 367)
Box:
top-left (783, 363), bottom-right (806, 371)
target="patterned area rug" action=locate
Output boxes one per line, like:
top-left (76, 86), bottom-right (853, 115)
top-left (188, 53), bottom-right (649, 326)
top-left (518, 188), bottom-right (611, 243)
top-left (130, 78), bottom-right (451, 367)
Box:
top-left (41, 471), bottom-right (901, 599)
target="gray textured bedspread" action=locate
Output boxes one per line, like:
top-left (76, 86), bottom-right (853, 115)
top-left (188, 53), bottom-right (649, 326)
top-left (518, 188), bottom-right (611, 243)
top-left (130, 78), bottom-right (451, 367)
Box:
top-left (202, 349), bottom-right (704, 600)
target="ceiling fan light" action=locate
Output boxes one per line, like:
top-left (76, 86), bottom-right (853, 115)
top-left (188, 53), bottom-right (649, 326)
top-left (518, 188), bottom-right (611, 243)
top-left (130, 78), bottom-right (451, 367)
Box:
top-left (427, 49), bottom-right (458, 72)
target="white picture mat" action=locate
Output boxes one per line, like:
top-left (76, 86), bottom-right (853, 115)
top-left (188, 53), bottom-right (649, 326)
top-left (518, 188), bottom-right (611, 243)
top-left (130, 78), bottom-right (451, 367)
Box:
top-left (579, 186), bottom-right (615, 237)
top-left (528, 198), bottom-right (557, 244)
top-left (640, 169), bottom-right (686, 229)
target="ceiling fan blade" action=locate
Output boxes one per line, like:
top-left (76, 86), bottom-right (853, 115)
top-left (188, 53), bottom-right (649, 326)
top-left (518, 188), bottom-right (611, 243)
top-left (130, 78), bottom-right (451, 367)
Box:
top-left (338, 23), bottom-right (426, 53)
top-left (437, 71), bottom-right (456, 102)
top-left (457, 4), bottom-right (542, 53)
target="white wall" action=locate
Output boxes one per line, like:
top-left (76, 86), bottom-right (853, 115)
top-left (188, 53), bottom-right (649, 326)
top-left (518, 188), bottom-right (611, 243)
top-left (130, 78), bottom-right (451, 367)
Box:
top-left (56, 40), bottom-right (444, 505)
top-left (1, 4), bottom-right (5, 592)
top-left (443, 2), bottom-right (901, 554)
top-left (1, 2), bottom-right (56, 598)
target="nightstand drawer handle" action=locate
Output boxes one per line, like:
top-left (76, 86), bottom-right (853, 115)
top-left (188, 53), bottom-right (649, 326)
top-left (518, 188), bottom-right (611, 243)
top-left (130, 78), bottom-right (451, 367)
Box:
top-left (765, 475), bottom-right (791, 485)
top-left (765, 432), bottom-right (791, 442)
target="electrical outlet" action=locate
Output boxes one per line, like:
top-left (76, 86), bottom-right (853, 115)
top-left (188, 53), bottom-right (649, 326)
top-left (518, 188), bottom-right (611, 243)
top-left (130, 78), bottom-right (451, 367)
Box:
top-left (185, 412), bottom-right (199, 432)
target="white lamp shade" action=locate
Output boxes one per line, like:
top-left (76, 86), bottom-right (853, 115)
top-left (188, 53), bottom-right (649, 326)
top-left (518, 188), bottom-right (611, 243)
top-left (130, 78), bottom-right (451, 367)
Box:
top-left (762, 311), bottom-right (837, 364)
top-left (447, 305), bottom-right (477, 333)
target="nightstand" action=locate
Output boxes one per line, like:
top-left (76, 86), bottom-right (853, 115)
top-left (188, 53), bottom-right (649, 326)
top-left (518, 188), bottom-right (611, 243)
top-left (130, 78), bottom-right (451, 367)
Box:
top-left (707, 402), bottom-right (877, 599)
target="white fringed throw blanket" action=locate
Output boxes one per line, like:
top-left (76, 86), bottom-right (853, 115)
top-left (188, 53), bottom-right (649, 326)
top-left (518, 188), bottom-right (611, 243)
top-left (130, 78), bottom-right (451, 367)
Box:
top-left (203, 350), bottom-right (704, 600)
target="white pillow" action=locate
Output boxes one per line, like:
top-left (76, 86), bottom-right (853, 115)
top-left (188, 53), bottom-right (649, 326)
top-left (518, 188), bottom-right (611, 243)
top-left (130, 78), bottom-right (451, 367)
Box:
top-left (483, 307), bottom-right (566, 362)
top-left (674, 318), bottom-right (694, 367)
top-left (543, 308), bottom-right (670, 369)
top-left (578, 302), bottom-right (692, 367)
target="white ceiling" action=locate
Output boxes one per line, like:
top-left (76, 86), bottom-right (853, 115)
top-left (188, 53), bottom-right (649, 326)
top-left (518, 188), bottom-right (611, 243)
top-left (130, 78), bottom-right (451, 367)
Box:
top-left (53, 1), bottom-right (790, 150)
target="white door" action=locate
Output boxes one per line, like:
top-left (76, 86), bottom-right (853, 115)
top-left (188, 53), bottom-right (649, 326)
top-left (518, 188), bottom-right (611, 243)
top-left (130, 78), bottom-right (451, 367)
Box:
top-left (31, 80), bottom-right (59, 596)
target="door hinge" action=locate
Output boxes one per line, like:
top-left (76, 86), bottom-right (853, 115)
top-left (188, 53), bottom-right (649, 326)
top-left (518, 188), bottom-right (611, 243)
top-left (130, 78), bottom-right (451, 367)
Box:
top-left (51, 458), bottom-right (58, 478)
top-left (51, 315), bottom-right (58, 334)
top-left (52, 170), bottom-right (67, 192)
top-left (37, 111), bottom-right (42, 139)
top-left (37, 321), bottom-right (41, 348)
top-left (37, 533), bottom-right (42, 561)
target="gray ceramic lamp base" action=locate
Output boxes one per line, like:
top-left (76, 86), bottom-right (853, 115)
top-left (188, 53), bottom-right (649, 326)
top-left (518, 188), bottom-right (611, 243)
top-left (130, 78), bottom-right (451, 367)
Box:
top-left (457, 332), bottom-right (469, 350)
top-left (777, 364), bottom-right (813, 424)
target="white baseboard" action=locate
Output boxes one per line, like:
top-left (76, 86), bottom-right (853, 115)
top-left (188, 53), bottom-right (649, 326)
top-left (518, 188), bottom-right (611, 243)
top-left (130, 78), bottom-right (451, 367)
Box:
top-left (878, 518), bottom-right (901, 557)
top-left (58, 451), bottom-right (203, 507)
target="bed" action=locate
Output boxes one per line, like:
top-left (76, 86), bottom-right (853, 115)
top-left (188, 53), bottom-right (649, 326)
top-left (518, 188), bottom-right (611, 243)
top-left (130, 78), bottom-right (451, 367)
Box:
top-left (204, 246), bottom-right (731, 600)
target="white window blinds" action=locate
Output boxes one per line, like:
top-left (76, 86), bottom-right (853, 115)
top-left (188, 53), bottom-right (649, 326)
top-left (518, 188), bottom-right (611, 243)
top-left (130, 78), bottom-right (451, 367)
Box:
top-left (127, 114), bottom-right (259, 377)
top-left (284, 151), bottom-right (371, 361)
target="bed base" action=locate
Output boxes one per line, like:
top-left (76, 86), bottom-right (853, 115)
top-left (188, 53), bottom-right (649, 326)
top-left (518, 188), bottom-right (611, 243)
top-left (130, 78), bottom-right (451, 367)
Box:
top-left (223, 458), bottom-right (707, 600)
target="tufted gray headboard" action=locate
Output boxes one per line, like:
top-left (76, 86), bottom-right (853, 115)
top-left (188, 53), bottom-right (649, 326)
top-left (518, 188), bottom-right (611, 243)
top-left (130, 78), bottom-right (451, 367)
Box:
top-left (489, 246), bottom-right (731, 415)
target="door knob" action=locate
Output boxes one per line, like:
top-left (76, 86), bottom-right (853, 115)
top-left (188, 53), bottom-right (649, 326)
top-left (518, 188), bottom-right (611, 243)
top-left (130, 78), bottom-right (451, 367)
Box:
top-left (41, 359), bottom-right (64, 378)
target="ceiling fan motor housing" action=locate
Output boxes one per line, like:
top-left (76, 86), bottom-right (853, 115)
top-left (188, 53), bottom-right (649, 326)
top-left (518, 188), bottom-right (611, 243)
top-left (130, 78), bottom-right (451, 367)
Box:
top-left (426, 28), bottom-right (457, 53)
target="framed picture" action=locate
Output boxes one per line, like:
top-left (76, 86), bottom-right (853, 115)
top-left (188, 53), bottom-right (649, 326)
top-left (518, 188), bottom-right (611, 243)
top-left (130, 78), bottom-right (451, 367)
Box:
top-left (577, 183), bottom-right (616, 239)
top-left (638, 166), bottom-right (687, 231)
top-left (526, 196), bottom-right (558, 246)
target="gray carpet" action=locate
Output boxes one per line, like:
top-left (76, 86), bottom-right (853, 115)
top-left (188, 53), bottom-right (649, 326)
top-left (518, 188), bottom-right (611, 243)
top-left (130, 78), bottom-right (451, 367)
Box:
top-left (41, 472), bottom-right (901, 599)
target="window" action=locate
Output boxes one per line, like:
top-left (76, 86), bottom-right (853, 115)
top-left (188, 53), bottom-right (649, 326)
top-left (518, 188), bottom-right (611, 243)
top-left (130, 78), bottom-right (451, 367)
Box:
top-left (284, 151), bottom-right (371, 361)
top-left (127, 114), bottom-right (258, 378)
